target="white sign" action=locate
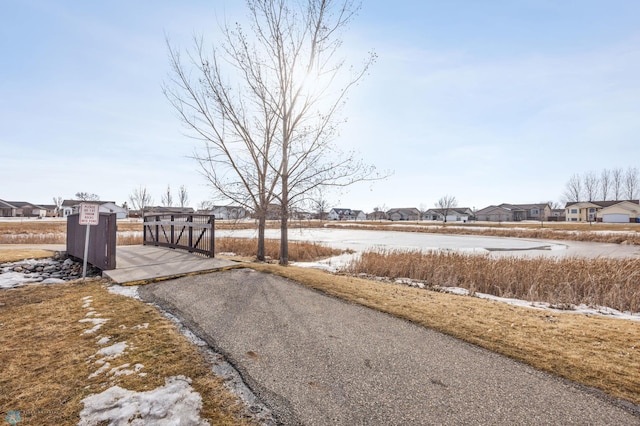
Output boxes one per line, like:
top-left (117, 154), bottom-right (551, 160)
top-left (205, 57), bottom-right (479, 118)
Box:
top-left (79, 203), bottom-right (100, 226)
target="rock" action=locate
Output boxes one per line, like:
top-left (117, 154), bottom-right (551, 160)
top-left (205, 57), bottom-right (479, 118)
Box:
top-left (12, 266), bottom-right (23, 273)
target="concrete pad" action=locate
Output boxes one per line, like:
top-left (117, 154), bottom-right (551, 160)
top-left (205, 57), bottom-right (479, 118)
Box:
top-left (103, 245), bottom-right (238, 285)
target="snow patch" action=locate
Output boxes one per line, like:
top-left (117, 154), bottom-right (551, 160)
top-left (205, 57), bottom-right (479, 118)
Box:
top-left (88, 362), bottom-right (111, 379)
top-left (97, 341), bottom-right (127, 358)
top-left (78, 375), bottom-right (209, 426)
top-left (96, 336), bottom-right (110, 345)
top-left (79, 318), bottom-right (109, 334)
top-left (0, 271), bottom-right (41, 288)
top-left (108, 284), bottom-right (140, 300)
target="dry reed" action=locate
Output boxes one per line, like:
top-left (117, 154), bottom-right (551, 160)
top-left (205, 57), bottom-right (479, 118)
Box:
top-left (215, 237), bottom-right (343, 262)
top-left (345, 249), bottom-right (640, 313)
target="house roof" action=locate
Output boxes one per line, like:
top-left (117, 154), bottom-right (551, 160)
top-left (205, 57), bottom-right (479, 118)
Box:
top-left (62, 199), bottom-right (115, 207)
top-left (565, 200), bottom-right (639, 208)
top-left (0, 199), bottom-right (17, 209)
top-left (387, 207), bottom-right (420, 214)
top-left (475, 205), bottom-right (512, 215)
top-left (498, 203), bottom-right (549, 211)
top-left (599, 202), bottom-right (640, 214)
top-left (5, 201), bottom-right (45, 209)
top-left (428, 207), bottom-right (472, 215)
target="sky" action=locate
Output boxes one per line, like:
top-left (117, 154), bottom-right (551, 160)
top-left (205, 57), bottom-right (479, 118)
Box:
top-left (2, 0), bottom-right (639, 212)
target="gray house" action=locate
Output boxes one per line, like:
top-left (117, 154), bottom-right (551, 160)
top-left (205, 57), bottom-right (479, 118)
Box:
top-left (387, 207), bottom-right (421, 221)
top-left (475, 203), bottom-right (551, 222)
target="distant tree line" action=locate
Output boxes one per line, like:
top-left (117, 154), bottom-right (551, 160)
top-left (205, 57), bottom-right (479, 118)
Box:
top-left (563, 167), bottom-right (639, 202)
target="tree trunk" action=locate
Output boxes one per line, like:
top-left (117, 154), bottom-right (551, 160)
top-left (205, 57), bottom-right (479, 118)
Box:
top-left (279, 177), bottom-right (289, 265)
top-left (257, 213), bottom-right (266, 261)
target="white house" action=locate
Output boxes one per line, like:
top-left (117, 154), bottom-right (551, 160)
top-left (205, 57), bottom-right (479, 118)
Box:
top-left (207, 206), bottom-right (248, 220)
top-left (596, 201), bottom-right (640, 223)
top-left (61, 200), bottom-right (128, 219)
top-left (328, 208), bottom-right (364, 220)
top-left (99, 202), bottom-right (128, 219)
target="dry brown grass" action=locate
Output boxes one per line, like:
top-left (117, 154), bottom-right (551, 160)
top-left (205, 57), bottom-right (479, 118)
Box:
top-left (0, 280), bottom-right (253, 425)
top-left (246, 262), bottom-right (640, 406)
top-left (0, 249), bottom-right (56, 263)
top-left (216, 237), bottom-right (344, 262)
top-left (345, 249), bottom-right (640, 313)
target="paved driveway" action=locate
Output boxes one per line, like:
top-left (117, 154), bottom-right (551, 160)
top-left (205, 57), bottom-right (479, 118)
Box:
top-left (139, 269), bottom-right (639, 425)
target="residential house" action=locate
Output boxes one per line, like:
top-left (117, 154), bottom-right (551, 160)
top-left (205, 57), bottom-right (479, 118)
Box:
top-left (328, 208), bottom-right (363, 220)
top-left (0, 199), bottom-right (17, 217)
top-left (423, 207), bottom-right (474, 222)
top-left (386, 207), bottom-right (421, 221)
top-left (0, 200), bottom-right (47, 218)
top-left (367, 210), bottom-right (388, 221)
top-left (147, 206), bottom-right (195, 215)
top-left (99, 202), bottom-right (129, 219)
top-left (38, 204), bottom-right (59, 217)
top-left (548, 209), bottom-right (566, 222)
top-left (564, 200), bottom-right (623, 222)
top-left (475, 203), bottom-right (551, 222)
top-left (290, 207), bottom-right (313, 220)
top-left (204, 206), bottom-right (248, 220)
top-left (62, 200), bottom-right (129, 219)
top-left (596, 201), bottom-right (640, 223)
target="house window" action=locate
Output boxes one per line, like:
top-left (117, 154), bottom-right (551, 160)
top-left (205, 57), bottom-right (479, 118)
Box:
top-left (531, 209), bottom-right (539, 215)
top-left (589, 208), bottom-right (595, 213)
top-left (570, 209), bottom-right (578, 214)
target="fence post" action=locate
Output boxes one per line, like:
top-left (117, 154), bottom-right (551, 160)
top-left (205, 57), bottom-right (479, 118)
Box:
top-left (210, 215), bottom-right (215, 257)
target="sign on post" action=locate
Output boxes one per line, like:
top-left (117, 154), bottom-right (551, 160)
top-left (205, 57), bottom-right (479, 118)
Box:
top-left (79, 203), bottom-right (100, 279)
top-left (79, 203), bottom-right (100, 226)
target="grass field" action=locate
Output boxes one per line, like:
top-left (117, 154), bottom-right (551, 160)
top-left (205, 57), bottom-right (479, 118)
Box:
top-left (0, 280), bottom-right (254, 425)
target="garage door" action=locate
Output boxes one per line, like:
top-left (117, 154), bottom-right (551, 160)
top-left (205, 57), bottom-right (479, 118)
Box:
top-left (602, 213), bottom-right (629, 223)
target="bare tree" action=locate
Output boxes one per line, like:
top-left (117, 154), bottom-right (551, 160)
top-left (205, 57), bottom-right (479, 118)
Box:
top-left (435, 195), bottom-right (458, 223)
top-left (161, 184), bottom-right (173, 207)
top-left (165, 0), bottom-right (382, 264)
top-left (599, 169), bottom-right (611, 201)
top-left (52, 196), bottom-right (63, 217)
top-left (582, 171), bottom-right (598, 202)
top-left (75, 192), bottom-right (100, 202)
top-left (198, 200), bottom-right (213, 211)
top-left (129, 185), bottom-right (153, 217)
top-left (563, 174), bottom-right (583, 202)
top-left (178, 185), bottom-right (189, 208)
top-left (624, 167), bottom-right (639, 200)
top-left (310, 189), bottom-right (330, 222)
top-left (612, 167), bottom-right (624, 200)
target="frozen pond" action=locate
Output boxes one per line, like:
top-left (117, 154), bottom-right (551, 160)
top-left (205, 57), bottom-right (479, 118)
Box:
top-left (217, 227), bottom-right (640, 261)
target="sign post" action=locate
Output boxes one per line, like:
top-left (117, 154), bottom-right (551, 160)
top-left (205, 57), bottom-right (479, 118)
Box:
top-left (79, 203), bottom-right (100, 280)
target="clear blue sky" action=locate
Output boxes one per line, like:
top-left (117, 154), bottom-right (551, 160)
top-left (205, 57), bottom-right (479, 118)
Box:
top-left (2, 0), bottom-right (639, 212)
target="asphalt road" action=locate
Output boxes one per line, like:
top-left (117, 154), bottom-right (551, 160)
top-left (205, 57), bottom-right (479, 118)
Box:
top-left (139, 269), bottom-right (640, 425)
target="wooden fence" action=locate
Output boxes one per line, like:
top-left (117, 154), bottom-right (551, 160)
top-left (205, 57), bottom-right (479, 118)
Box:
top-left (66, 212), bottom-right (117, 270)
top-left (143, 214), bottom-right (215, 257)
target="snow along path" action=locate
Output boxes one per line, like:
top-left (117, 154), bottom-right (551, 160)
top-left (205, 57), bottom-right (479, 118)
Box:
top-left (77, 292), bottom-right (210, 425)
